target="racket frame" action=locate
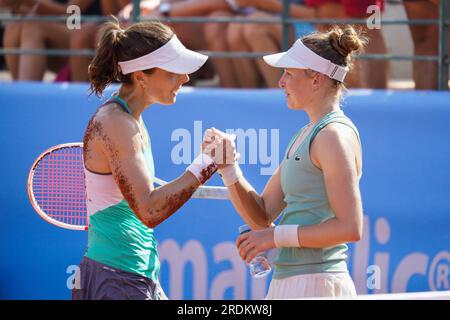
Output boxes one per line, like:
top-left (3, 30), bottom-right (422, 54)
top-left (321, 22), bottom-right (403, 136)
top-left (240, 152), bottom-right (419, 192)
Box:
top-left (27, 142), bottom-right (87, 231)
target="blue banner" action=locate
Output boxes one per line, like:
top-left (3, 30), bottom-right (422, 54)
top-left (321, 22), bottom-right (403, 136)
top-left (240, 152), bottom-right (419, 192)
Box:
top-left (0, 83), bottom-right (449, 299)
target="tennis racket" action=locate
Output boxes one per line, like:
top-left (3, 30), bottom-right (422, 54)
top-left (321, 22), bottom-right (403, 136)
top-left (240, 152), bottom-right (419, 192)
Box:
top-left (27, 142), bottom-right (229, 231)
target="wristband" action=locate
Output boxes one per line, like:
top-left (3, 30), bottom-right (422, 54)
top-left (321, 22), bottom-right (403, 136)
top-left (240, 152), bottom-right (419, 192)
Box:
top-left (274, 225), bottom-right (300, 248)
top-left (218, 162), bottom-right (243, 187)
top-left (186, 153), bottom-right (218, 184)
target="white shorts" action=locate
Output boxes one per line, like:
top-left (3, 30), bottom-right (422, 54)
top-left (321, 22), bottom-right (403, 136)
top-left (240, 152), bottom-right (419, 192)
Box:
top-left (266, 272), bottom-right (357, 300)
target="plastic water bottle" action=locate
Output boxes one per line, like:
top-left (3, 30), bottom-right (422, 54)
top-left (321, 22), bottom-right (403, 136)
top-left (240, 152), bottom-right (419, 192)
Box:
top-left (238, 224), bottom-right (272, 278)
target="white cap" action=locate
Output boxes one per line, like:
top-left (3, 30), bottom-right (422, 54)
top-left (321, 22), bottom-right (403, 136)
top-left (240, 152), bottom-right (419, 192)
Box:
top-left (118, 35), bottom-right (208, 75)
top-left (263, 39), bottom-right (349, 82)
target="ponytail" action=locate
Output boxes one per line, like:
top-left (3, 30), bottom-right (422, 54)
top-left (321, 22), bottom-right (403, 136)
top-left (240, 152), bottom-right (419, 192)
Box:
top-left (88, 17), bottom-right (128, 96)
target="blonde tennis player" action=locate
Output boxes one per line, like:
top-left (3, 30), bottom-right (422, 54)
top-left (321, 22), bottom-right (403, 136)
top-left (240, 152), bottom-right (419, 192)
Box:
top-left (72, 17), bottom-right (235, 300)
top-left (207, 25), bottom-right (366, 299)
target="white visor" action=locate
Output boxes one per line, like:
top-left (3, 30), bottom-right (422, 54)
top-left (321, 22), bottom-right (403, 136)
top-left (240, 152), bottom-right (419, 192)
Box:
top-left (263, 39), bottom-right (349, 82)
top-left (118, 35), bottom-right (208, 75)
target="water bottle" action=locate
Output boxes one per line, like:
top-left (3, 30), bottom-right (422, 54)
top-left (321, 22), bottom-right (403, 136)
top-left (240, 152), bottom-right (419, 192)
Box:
top-left (238, 224), bottom-right (272, 278)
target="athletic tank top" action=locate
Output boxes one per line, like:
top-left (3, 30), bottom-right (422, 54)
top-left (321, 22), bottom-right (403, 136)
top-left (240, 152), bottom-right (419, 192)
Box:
top-left (84, 94), bottom-right (160, 282)
top-left (273, 110), bottom-right (362, 279)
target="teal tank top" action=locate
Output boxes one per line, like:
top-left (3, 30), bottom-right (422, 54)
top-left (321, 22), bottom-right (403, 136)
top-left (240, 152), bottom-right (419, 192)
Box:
top-left (274, 110), bottom-right (362, 279)
top-left (83, 95), bottom-right (160, 282)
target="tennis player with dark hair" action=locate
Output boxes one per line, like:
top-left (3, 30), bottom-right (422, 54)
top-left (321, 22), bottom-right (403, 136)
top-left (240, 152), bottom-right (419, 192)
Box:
top-left (207, 25), bottom-right (366, 299)
top-left (72, 17), bottom-right (235, 300)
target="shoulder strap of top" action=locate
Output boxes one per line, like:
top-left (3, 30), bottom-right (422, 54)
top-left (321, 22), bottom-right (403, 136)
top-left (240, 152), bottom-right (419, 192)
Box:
top-left (310, 111), bottom-right (361, 147)
top-left (109, 96), bottom-right (132, 115)
top-left (100, 93), bottom-right (132, 115)
top-left (308, 111), bottom-right (363, 178)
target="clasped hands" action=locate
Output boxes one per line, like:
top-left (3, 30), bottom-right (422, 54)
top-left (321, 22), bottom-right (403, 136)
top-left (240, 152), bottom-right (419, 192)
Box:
top-left (201, 127), bottom-right (238, 170)
top-left (201, 128), bottom-right (277, 263)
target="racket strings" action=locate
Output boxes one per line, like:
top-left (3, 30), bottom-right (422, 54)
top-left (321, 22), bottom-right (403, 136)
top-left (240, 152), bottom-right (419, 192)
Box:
top-left (32, 146), bottom-right (87, 227)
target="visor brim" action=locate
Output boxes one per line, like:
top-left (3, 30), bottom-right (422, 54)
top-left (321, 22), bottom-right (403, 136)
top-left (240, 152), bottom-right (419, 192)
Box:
top-left (159, 48), bottom-right (208, 74)
top-left (263, 52), bottom-right (308, 70)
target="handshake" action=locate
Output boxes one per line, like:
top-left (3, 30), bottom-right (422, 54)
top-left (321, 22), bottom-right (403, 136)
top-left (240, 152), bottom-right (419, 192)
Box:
top-left (186, 128), bottom-right (243, 186)
top-left (202, 127), bottom-right (239, 169)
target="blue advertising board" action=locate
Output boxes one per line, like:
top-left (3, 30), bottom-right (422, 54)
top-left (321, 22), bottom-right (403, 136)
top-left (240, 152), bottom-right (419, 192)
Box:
top-left (0, 83), bottom-right (449, 299)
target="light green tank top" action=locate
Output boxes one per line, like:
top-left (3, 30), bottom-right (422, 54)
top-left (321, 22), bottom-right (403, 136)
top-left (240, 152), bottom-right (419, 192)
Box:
top-left (274, 110), bottom-right (362, 279)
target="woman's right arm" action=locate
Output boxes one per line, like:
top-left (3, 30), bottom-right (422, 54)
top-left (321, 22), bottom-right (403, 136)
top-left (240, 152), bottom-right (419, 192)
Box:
top-left (226, 163), bottom-right (286, 230)
top-left (95, 111), bottom-right (215, 229)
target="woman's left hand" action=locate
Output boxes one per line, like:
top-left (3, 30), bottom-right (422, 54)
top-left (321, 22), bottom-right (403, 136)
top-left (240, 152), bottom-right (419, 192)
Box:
top-left (236, 228), bottom-right (276, 264)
